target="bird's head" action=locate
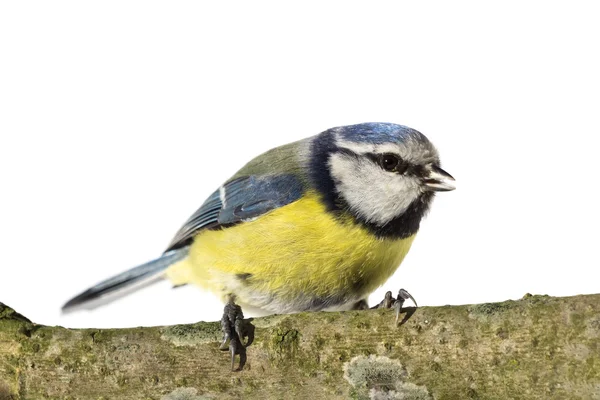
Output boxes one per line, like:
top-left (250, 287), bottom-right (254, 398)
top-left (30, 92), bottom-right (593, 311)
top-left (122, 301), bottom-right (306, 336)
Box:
top-left (309, 122), bottom-right (455, 237)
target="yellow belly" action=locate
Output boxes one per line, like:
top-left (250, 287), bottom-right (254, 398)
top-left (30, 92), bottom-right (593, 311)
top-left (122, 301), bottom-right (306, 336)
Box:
top-left (165, 191), bottom-right (416, 312)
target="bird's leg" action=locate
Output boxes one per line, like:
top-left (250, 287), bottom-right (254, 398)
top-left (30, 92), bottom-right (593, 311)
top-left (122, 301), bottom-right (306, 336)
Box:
top-left (371, 291), bottom-right (395, 309)
top-left (370, 288), bottom-right (418, 325)
top-left (220, 295), bottom-right (255, 371)
top-left (219, 297), bottom-right (238, 351)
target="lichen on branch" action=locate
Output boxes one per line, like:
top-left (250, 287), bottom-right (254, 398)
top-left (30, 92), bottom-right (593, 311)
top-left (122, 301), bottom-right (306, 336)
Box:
top-left (1, 294), bottom-right (600, 399)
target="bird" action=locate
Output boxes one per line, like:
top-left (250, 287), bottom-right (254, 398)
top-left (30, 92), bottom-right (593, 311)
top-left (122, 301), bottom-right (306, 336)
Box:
top-left (62, 122), bottom-right (455, 317)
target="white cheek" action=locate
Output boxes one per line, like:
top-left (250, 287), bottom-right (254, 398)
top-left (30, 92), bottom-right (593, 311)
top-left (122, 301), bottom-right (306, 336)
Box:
top-left (329, 154), bottom-right (421, 226)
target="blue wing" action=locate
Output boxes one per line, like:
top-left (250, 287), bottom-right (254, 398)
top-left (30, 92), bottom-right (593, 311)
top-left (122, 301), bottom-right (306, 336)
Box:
top-left (165, 174), bottom-right (305, 251)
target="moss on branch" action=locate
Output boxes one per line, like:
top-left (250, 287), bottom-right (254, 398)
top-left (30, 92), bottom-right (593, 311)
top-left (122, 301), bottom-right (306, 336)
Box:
top-left (1, 294), bottom-right (600, 399)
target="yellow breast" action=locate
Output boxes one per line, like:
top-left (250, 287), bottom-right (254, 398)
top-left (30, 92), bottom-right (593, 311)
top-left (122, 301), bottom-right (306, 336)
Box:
top-left (165, 191), bottom-right (416, 312)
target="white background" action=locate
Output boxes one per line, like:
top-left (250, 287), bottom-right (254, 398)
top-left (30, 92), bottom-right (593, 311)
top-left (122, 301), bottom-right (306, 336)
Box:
top-left (1, 2), bottom-right (599, 329)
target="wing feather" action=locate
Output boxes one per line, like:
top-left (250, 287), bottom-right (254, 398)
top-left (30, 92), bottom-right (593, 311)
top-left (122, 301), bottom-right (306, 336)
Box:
top-left (165, 174), bottom-right (304, 251)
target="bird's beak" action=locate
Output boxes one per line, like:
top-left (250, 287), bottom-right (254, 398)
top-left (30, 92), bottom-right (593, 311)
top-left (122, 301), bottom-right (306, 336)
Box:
top-left (423, 165), bottom-right (456, 192)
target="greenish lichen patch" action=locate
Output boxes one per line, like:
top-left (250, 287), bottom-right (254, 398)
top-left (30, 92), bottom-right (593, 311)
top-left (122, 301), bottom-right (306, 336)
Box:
top-left (270, 327), bottom-right (300, 360)
top-left (17, 323), bottom-right (41, 338)
top-left (89, 329), bottom-right (116, 344)
top-left (521, 294), bottom-right (551, 305)
top-left (468, 301), bottom-right (516, 317)
top-left (17, 326), bottom-right (54, 357)
top-left (160, 322), bottom-right (221, 347)
top-left (0, 303), bottom-right (31, 323)
top-left (344, 355), bottom-right (417, 399)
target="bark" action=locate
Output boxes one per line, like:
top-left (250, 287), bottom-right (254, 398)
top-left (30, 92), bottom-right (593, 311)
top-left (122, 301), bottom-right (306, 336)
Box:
top-left (1, 294), bottom-right (599, 400)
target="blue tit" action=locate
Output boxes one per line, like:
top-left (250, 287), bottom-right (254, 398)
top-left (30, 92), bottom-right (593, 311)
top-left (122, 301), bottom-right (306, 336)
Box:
top-left (63, 122), bottom-right (455, 315)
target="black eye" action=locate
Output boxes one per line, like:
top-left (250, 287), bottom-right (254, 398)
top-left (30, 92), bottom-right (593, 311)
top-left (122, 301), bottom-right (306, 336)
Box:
top-left (380, 154), bottom-right (404, 172)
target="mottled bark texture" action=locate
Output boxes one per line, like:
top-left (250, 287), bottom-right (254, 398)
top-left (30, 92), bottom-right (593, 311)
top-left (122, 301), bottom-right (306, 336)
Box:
top-left (1, 294), bottom-right (599, 400)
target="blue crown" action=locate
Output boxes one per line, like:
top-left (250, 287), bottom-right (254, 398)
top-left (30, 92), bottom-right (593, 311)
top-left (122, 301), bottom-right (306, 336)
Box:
top-left (336, 122), bottom-right (429, 145)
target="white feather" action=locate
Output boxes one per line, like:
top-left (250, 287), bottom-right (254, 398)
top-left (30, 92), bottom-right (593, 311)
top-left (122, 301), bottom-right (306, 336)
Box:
top-left (219, 184), bottom-right (227, 208)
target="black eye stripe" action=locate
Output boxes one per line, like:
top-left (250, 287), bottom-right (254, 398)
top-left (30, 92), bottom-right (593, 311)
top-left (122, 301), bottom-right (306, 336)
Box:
top-left (411, 164), bottom-right (427, 178)
top-left (336, 148), bottom-right (361, 160)
top-left (335, 149), bottom-right (410, 175)
top-left (363, 153), bottom-right (381, 164)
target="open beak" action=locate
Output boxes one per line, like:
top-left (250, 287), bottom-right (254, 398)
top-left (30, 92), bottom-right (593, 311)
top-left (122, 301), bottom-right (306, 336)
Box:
top-left (423, 165), bottom-right (456, 192)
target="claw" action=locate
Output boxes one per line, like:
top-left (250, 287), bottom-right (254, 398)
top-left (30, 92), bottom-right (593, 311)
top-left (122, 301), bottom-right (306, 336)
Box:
top-left (394, 301), bottom-right (402, 325)
top-left (394, 288), bottom-right (418, 326)
top-left (219, 338), bottom-right (230, 351)
top-left (397, 289), bottom-right (417, 308)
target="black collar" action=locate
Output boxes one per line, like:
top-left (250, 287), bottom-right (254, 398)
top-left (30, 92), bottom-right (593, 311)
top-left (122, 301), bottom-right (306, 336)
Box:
top-left (308, 129), bottom-right (433, 239)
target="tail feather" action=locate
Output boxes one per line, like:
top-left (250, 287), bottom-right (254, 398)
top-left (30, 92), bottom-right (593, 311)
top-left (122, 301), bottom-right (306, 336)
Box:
top-left (61, 247), bottom-right (189, 312)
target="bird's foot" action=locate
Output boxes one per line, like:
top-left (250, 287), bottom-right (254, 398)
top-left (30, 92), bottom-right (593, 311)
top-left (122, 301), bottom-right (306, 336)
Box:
top-left (372, 289), bottom-right (418, 325)
top-left (220, 296), bottom-right (255, 371)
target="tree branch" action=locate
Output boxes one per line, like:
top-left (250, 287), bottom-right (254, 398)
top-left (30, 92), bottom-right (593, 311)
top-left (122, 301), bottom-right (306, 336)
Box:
top-left (1, 294), bottom-right (599, 399)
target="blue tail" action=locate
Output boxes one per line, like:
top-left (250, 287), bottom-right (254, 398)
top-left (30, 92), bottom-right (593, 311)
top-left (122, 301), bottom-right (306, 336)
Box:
top-left (61, 247), bottom-right (189, 312)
